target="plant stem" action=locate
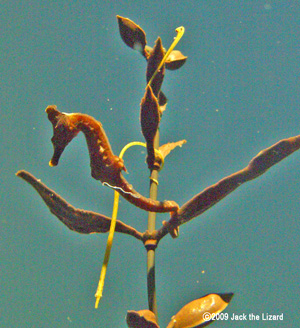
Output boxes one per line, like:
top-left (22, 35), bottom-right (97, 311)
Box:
top-left (146, 132), bottom-right (160, 318)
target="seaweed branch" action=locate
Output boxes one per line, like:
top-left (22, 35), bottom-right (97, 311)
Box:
top-left (163, 135), bottom-right (300, 237)
top-left (16, 170), bottom-right (142, 239)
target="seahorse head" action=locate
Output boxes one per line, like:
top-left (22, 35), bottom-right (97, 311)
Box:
top-left (46, 105), bottom-right (80, 166)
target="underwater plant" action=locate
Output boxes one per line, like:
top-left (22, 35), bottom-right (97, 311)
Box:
top-left (16, 16), bottom-right (300, 327)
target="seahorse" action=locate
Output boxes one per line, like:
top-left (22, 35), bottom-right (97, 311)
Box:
top-left (46, 105), bottom-right (179, 213)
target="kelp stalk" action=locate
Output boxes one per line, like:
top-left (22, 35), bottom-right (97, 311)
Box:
top-left (146, 132), bottom-right (160, 317)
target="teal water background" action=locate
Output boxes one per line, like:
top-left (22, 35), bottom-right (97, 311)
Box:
top-left (1, 1), bottom-right (300, 327)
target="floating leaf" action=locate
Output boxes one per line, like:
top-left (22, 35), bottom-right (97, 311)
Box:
top-left (160, 140), bottom-right (187, 159)
top-left (166, 135), bottom-right (300, 233)
top-left (166, 293), bottom-right (233, 328)
top-left (165, 50), bottom-right (188, 70)
top-left (146, 37), bottom-right (165, 97)
top-left (126, 310), bottom-right (159, 328)
top-left (16, 170), bottom-right (142, 238)
top-left (158, 91), bottom-right (168, 111)
top-left (140, 85), bottom-right (161, 169)
top-left (117, 15), bottom-right (147, 55)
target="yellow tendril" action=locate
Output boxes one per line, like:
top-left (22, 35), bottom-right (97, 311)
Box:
top-left (150, 177), bottom-right (159, 185)
top-left (147, 26), bottom-right (185, 87)
top-left (120, 142), bottom-right (164, 171)
top-left (94, 141), bottom-right (164, 308)
top-left (94, 187), bottom-right (119, 308)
